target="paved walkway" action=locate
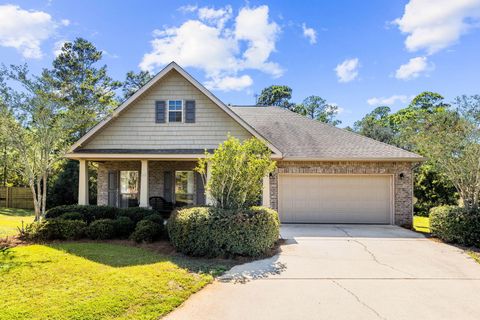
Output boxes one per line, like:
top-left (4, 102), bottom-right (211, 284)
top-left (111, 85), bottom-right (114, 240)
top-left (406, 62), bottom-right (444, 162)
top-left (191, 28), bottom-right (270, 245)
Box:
top-left (165, 224), bottom-right (480, 320)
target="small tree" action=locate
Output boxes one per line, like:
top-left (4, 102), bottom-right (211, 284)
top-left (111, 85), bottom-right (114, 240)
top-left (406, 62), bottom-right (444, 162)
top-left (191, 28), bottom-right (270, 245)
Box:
top-left (412, 100), bottom-right (480, 212)
top-left (1, 66), bottom-right (68, 221)
top-left (196, 136), bottom-right (276, 210)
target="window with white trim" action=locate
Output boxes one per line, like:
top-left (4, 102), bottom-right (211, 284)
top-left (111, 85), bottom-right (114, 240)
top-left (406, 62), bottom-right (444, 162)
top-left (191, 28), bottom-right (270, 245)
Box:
top-left (168, 100), bottom-right (183, 122)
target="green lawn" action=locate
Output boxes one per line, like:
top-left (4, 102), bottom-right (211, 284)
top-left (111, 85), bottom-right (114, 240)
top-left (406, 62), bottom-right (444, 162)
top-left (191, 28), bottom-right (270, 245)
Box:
top-left (468, 251), bottom-right (480, 264)
top-left (413, 216), bottom-right (480, 266)
top-left (0, 242), bottom-right (226, 320)
top-left (413, 215), bottom-right (430, 233)
top-left (0, 208), bottom-right (35, 238)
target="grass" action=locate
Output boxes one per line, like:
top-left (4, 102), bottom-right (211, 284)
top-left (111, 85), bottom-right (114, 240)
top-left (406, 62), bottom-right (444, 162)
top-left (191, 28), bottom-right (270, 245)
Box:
top-left (467, 251), bottom-right (480, 264)
top-left (413, 215), bottom-right (430, 233)
top-left (0, 242), bottom-right (226, 320)
top-left (0, 207), bottom-right (35, 238)
top-left (412, 215), bottom-right (480, 266)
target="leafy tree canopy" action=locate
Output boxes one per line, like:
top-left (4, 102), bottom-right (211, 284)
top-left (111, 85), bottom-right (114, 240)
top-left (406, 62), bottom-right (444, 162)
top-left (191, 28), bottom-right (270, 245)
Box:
top-left (257, 85), bottom-right (294, 110)
top-left (455, 94), bottom-right (480, 123)
top-left (353, 106), bottom-right (394, 144)
top-left (409, 91), bottom-right (449, 111)
top-left (352, 92), bottom-right (460, 214)
top-left (43, 37), bottom-right (121, 140)
top-left (196, 136), bottom-right (276, 210)
top-left (411, 102), bottom-right (479, 211)
top-left (122, 70), bottom-right (153, 100)
top-left (257, 86), bottom-right (341, 125)
top-left (295, 95), bottom-right (341, 126)
top-left (391, 92), bottom-right (450, 133)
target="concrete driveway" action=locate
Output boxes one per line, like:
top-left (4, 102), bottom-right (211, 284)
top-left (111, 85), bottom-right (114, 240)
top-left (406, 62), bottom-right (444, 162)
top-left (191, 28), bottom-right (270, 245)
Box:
top-left (165, 225), bottom-right (480, 320)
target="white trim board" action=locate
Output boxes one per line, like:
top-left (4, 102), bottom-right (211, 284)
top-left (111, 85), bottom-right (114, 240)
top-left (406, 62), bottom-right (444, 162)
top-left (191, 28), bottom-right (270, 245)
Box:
top-left (65, 152), bottom-right (283, 160)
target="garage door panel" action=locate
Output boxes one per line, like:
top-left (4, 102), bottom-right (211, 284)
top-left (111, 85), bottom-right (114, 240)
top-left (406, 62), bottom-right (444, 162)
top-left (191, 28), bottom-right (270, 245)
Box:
top-left (278, 175), bottom-right (391, 224)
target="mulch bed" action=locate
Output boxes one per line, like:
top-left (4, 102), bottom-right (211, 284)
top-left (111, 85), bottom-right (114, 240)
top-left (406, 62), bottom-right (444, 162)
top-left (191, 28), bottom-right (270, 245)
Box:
top-left (0, 235), bottom-right (28, 249)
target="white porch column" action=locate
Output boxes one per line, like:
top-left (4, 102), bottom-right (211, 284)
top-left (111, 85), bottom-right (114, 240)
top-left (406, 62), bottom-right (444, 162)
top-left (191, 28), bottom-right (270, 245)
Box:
top-left (78, 159), bottom-right (89, 205)
top-left (206, 161), bottom-right (213, 205)
top-left (139, 160), bottom-right (149, 207)
top-left (262, 175), bottom-right (270, 207)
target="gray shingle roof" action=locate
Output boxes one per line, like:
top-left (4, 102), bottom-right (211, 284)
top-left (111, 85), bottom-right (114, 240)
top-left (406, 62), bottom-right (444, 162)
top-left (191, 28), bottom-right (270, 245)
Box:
top-left (231, 106), bottom-right (424, 161)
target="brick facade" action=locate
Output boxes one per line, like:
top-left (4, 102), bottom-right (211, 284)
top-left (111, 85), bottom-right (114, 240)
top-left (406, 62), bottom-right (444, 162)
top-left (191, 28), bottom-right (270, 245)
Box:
top-left (95, 160), bottom-right (414, 227)
top-left (269, 161), bottom-right (414, 227)
top-left (97, 160), bottom-right (197, 206)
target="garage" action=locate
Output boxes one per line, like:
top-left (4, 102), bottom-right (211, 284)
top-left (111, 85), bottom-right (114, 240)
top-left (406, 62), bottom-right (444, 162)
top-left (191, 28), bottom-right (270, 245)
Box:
top-left (278, 174), bottom-right (393, 224)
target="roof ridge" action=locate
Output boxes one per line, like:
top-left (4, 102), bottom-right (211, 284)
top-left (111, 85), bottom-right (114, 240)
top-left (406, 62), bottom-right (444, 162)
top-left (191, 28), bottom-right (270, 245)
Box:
top-left (266, 106), bottom-right (422, 158)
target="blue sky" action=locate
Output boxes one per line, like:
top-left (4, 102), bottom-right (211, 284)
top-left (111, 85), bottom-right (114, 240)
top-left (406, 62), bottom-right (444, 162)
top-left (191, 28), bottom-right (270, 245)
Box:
top-left (1, 0), bottom-right (480, 127)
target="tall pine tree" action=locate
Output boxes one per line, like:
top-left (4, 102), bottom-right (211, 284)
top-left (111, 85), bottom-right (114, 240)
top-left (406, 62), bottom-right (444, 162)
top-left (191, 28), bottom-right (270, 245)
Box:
top-left (44, 38), bottom-right (121, 140)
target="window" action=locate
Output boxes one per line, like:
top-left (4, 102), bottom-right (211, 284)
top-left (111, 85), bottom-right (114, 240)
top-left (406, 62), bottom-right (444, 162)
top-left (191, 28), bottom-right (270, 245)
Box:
top-left (120, 171), bottom-right (139, 207)
top-left (168, 100), bottom-right (183, 122)
top-left (175, 171), bottom-right (194, 205)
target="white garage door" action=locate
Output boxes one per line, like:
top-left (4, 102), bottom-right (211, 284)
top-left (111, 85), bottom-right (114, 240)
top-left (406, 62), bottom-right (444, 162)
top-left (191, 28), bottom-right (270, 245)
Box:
top-left (278, 174), bottom-right (392, 224)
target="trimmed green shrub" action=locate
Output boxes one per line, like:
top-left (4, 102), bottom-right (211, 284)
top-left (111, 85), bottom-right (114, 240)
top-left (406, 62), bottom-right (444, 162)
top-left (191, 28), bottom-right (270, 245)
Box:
top-left (143, 213), bottom-right (164, 225)
top-left (117, 207), bottom-right (157, 223)
top-left (167, 206), bottom-right (280, 257)
top-left (114, 216), bottom-right (135, 238)
top-left (46, 205), bottom-right (159, 225)
top-left (45, 205), bottom-right (117, 223)
top-left (59, 220), bottom-right (87, 240)
top-left (130, 220), bottom-right (162, 243)
top-left (59, 212), bottom-right (83, 221)
top-left (85, 219), bottom-right (116, 240)
top-left (430, 205), bottom-right (480, 246)
top-left (22, 219), bottom-right (86, 241)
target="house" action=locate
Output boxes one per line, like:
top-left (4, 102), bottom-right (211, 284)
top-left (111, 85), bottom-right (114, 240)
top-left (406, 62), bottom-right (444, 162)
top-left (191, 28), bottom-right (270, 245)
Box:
top-left (66, 62), bottom-right (424, 227)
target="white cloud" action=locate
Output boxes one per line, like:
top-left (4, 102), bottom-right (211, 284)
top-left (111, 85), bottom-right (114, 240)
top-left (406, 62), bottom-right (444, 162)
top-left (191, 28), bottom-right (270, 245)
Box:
top-left (53, 40), bottom-right (67, 57)
top-left (335, 58), bottom-right (359, 83)
top-left (234, 6), bottom-right (282, 77)
top-left (101, 50), bottom-right (119, 59)
top-left (141, 20), bottom-right (238, 77)
top-left (198, 5), bottom-right (232, 28)
top-left (367, 95), bottom-right (411, 106)
top-left (302, 23), bottom-right (317, 44)
top-left (0, 4), bottom-right (67, 59)
top-left (205, 74), bottom-right (253, 91)
top-left (395, 56), bottom-right (433, 80)
top-left (178, 4), bottom-right (198, 13)
top-left (140, 5), bottom-right (282, 91)
top-left (327, 103), bottom-right (344, 114)
top-left (394, 0), bottom-right (480, 54)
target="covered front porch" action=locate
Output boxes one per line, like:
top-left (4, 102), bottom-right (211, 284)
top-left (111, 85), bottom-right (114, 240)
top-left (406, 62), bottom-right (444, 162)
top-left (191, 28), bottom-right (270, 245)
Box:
top-left (78, 159), bottom-right (209, 211)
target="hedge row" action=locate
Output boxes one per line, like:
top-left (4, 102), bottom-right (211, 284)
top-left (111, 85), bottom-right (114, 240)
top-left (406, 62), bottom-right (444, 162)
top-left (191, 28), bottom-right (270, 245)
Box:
top-left (23, 205), bottom-right (165, 243)
top-left (430, 205), bottom-right (480, 247)
top-left (167, 206), bottom-right (280, 257)
top-left (45, 205), bottom-right (155, 223)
